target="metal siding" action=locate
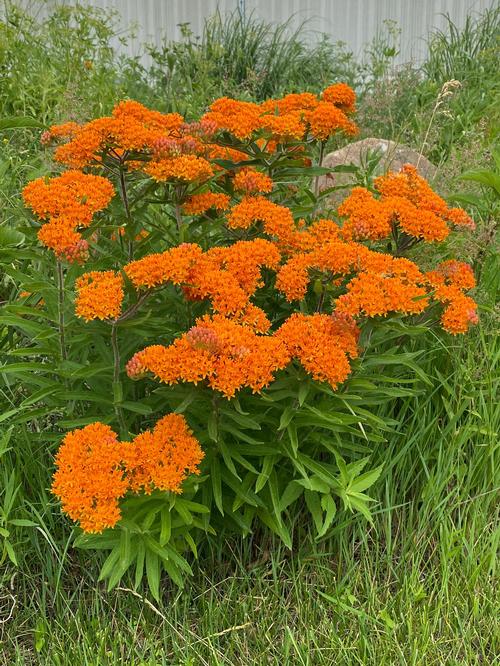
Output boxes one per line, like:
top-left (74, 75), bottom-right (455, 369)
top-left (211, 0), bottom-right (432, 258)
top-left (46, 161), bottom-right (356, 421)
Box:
top-left (17, 0), bottom-right (497, 66)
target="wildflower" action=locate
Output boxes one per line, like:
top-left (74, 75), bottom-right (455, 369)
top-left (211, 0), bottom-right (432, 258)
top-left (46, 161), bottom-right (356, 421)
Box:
top-left (145, 154), bottom-right (213, 183)
top-left (52, 415), bottom-right (204, 533)
top-left (49, 102), bottom-right (184, 168)
top-left (22, 170), bottom-right (114, 259)
top-left (75, 271), bottom-right (124, 321)
top-left (227, 196), bottom-right (296, 243)
top-left (122, 414), bottom-right (204, 494)
top-left (307, 101), bottom-right (358, 141)
top-left (127, 315), bottom-right (290, 399)
top-left (321, 83), bottom-right (356, 113)
top-left (260, 111), bottom-right (307, 141)
top-left (232, 167), bottom-right (273, 194)
top-left (182, 192), bottom-right (231, 215)
top-left (124, 243), bottom-right (203, 289)
top-left (202, 97), bottom-right (262, 139)
top-left (52, 422), bottom-right (128, 533)
top-left (338, 165), bottom-right (474, 243)
top-left (276, 313), bottom-right (358, 388)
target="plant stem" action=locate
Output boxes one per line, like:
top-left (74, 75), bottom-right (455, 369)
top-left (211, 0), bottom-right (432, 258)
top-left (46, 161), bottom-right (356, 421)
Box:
top-left (314, 141), bottom-right (325, 197)
top-left (118, 166), bottom-right (134, 261)
top-left (56, 261), bottom-right (67, 362)
top-left (111, 322), bottom-right (127, 436)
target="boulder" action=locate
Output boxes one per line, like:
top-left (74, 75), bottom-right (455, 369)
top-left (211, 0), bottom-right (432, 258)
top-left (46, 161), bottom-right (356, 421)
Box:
top-left (317, 138), bottom-right (437, 203)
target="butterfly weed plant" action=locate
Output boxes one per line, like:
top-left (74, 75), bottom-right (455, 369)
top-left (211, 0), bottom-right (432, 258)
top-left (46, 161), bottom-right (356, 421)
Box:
top-left (3, 84), bottom-right (479, 600)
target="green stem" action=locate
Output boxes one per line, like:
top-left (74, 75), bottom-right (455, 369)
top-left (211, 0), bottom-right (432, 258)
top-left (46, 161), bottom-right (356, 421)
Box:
top-left (314, 141), bottom-right (326, 198)
top-left (118, 166), bottom-right (134, 261)
top-left (111, 323), bottom-right (127, 437)
top-left (56, 261), bottom-right (67, 362)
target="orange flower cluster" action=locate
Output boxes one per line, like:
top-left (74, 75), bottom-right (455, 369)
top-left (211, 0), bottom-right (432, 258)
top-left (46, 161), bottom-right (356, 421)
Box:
top-left (75, 270), bottom-right (124, 321)
top-left (276, 313), bottom-right (359, 388)
top-left (145, 154), bottom-right (214, 183)
top-left (232, 167), bottom-right (273, 194)
top-left (201, 84), bottom-right (358, 142)
top-left (182, 192), bottom-right (231, 215)
top-left (306, 101), bottom-right (358, 141)
top-left (125, 239), bottom-right (280, 328)
top-left (321, 83), bottom-right (357, 113)
top-left (22, 170), bottom-right (114, 260)
top-left (52, 422), bottom-right (129, 533)
top-left (126, 314), bottom-right (290, 398)
top-left (339, 165), bottom-right (475, 242)
top-left (126, 308), bottom-right (362, 397)
top-left (426, 260), bottom-right (478, 333)
top-left (52, 414), bottom-right (203, 533)
top-left (227, 196), bottom-right (296, 243)
top-left (46, 100), bottom-right (184, 168)
top-left (121, 414), bottom-right (204, 495)
top-left (276, 234), bottom-right (431, 318)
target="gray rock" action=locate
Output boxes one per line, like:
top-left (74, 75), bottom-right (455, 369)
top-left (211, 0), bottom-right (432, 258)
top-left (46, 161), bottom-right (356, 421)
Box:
top-left (317, 138), bottom-right (437, 203)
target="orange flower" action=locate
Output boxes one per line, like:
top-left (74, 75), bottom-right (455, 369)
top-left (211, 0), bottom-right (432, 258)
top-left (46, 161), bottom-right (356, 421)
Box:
top-left (321, 83), bottom-right (356, 114)
top-left (227, 196), bottom-right (296, 244)
top-left (22, 170), bottom-right (114, 259)
top-left (338, 165), bottom-right (474, 243)
top-left (336, 271), bottom-right (428, 317)
top-left (122, 414), bottom-right (204, 494)
top-left (260, 111), bottom-right (307, 141)
top-left (75, 271), bottom-right (124, 321)
top-left (22, 170), bottom-right (114, 222)
top-left (307, 101), bottom-right (358, 141)
top-left (124, 243), bottom-right (203, 289)
top-left (276, 313), bottom-right (358, 388)
top-left (145, 154), bottom-right (213, 182)
top-left (338, 187), bottom-right (392, 241)
top-left (52, 415), bottom-right (204, 533)
top-left (127, 315), bottom-right (290, 399)
top-left (232, 167), bottom-right (273, 194)
top-left (425, 260), bottom-right (478, 333)
top-left (202, 97), bottom-right (262, 139)
top-left (52, 423), bottom-right (128, 533)
top-left (182, 192), bottom-right (231, 215)
top-left (50, 101), bottom-right (184, 168)
top-left (275, 239), bottom-right (363, 301)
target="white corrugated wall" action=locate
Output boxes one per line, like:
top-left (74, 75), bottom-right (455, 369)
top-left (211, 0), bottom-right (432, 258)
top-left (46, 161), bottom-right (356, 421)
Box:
top-left (17, 0), bottom-right (497, 65)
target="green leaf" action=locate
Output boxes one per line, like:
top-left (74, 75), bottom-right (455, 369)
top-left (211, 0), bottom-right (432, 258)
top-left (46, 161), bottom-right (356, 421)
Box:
top-left (286, 423), bottom-right (299, 457)
top-left (207, 412), bottom-right (218, 442)
top-left (348, 464), bottom-right (383, 493)
top-left (134, 540), bottom-right (146, 590)
top-left (210, 458), bottom-right (224, 515)
top-left (278, 406), bottom-right (295, 430)
top-left (256, 508), bottom-right (292, 549)
top-left (159, 509), bottom-right (171, 545)
top-left (0, 227), bottom-right (25, 246)
top-left (4, 540), bottom-right (17, 566)
top-left (145, 549), bottom-right (161, 601)
top-left (118, 401), bottom-right (152, 415)
top-left (255, 455), bottom-right (278, 493)
top-left (279, 481), bottom-right (304, 512)
top-left (304, 490), bottom-right (323, 534)
top-left (0, 116), bottom-right (44, 130)
top-left (98, 546), bottom-right (120, 582)
top-left (220, 407), bottom-right (261, 430)
top-left (317, 494), bottom-right (337, 538)
top-left (162, 558), bottom-right (184, 588)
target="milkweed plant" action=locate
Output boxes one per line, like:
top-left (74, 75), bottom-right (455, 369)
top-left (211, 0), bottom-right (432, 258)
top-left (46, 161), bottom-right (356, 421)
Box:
top-left (13, 84), bottom-right (478, 599)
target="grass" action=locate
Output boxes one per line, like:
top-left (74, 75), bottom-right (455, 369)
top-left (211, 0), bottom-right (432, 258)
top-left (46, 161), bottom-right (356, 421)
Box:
top-left (0, 4), bottom-right (498, 665)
